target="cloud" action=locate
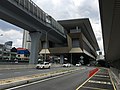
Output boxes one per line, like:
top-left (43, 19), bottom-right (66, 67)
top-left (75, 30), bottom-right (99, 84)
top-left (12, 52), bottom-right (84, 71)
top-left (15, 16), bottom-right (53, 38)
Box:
top-left (33, 0), bottom-right (103, 52)
top-left (0, 20), bottom-right (23, 48)
top-left (92, 23), bottom-right (104, 53)
top-left (0, 0), bottom-right (103, 53)
top-left (0, 29), bottom-right (23, 48)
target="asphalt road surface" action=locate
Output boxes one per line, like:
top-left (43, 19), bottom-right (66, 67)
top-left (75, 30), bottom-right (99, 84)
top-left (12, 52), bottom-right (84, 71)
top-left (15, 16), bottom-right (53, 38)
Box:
top-left (0, 66), bottom-right (72, 79)
top-left (7, 67), bottom-right (92, 90)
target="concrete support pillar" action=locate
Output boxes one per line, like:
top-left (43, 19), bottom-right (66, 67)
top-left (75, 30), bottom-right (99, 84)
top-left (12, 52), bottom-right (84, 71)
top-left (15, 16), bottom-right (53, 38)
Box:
top-left (43, 40), bottom-right (49, 49)
top-left (29, 32), bottom-right (42, 64)
top-left (71, 53), bottom-right (72, 64)
top-left (60, 55), bottom-right (64, 64)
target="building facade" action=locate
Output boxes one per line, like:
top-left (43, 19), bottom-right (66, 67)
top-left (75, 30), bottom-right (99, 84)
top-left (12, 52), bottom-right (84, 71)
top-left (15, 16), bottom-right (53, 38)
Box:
top-left (0, 42), bottom-right (17, 61)
top-left (23, 18), bottom-right (99, 65)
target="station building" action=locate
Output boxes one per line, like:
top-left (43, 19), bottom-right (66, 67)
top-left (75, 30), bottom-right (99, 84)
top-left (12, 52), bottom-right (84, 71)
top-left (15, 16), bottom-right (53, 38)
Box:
top-left (23, 18), bottom-right (99, 65)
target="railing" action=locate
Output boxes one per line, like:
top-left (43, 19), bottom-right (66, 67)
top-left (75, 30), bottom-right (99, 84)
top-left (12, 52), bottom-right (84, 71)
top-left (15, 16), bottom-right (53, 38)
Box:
top-left (8, 0), bottom-right (65, 36)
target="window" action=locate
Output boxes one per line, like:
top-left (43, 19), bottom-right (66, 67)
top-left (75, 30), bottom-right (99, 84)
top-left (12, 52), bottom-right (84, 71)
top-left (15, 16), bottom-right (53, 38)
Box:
top-left (72, 38), bottom-right (80, 47)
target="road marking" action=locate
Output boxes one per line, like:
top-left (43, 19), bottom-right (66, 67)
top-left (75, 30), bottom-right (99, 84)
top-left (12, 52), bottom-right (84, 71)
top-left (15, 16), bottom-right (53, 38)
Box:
top-left (6, 71), bottom-right (74, 90)
top-left (108, 70), bottom-right (117, 90)
top-left (82, 86), bottom-right (108, 90)
top-left (94, 75), bottom-right (109, 78)
top-left (76, 69), bottom-right (100, 90)
top-left (88, 80), bottom-right (111, 85)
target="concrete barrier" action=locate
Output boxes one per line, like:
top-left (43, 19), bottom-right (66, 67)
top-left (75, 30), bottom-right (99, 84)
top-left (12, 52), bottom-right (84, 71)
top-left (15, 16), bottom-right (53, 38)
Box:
top-left (0, 68), bottom-right (78, 89)
top-left (0, 65), bottom-right (35, 70)
top-left (0, 64), bottom-right (62, 71)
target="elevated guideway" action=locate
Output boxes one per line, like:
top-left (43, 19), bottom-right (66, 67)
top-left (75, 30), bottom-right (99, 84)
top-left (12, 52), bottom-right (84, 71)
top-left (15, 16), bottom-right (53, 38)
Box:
top-left (0, 0), bottom-right (66, 64)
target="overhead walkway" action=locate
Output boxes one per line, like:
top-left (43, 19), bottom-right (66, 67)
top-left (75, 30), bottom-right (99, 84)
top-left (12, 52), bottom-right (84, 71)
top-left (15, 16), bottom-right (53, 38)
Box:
top-left (0, 0), bottom-right (66, 64)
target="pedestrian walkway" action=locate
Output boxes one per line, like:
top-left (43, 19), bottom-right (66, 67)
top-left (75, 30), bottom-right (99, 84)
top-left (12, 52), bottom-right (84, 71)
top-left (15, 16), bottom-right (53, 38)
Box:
top-left (79, 68), bottom-right (116, 90)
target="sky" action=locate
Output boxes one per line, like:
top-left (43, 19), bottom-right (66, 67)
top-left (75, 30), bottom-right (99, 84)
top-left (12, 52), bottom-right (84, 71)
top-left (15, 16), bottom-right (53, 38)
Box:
top-left (0, 0), bottom-right (103, 53)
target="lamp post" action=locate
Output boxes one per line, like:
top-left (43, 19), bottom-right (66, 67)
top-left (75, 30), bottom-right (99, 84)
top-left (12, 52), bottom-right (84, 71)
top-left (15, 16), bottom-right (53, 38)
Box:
top-left (45, 29), bottom-right (52, 60)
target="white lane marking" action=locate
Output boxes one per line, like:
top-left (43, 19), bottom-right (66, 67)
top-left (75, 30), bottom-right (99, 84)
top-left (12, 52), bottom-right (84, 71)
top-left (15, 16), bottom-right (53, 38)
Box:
top-left (6, 72), bottom-right (72, 90)
top-left (94, 74), bottom-right (109, 78)
top-left (82, 86), bottom-right (108, 90)
top-left (76, 69), bottom-right (100, 90)
top-left (88, 80), bottom-right (111, 85)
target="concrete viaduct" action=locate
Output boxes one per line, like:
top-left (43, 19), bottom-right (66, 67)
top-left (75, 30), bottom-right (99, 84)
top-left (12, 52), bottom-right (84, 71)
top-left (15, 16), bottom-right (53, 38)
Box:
top-left (0, 0), bottom-right (66, 64)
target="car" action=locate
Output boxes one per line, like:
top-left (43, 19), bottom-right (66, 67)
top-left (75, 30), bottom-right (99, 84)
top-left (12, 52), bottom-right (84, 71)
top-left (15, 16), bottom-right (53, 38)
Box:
top-left (36, 62), bottom-right (51, 69)
top-left (76, 63), bottom-right (81, 67)
top-left (63, 63), bottom-right (71, 67)
top-left (87, 64), bottom-right (90, 66)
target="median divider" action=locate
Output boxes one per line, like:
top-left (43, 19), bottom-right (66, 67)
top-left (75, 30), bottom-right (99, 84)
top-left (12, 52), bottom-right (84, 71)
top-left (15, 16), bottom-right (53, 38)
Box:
top-left (0, 68), bottom-right (79, 89)
top-left (88, 68), bottom-right (99, 78)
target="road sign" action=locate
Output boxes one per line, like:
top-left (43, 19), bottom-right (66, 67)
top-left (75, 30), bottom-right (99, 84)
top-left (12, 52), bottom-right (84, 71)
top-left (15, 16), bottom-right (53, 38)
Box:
top-left (80, 56), bottom-right (84, 59)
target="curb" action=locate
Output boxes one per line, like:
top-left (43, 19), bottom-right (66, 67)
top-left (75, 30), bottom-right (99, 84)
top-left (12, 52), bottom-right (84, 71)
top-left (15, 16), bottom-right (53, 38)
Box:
top-left (109, 69), bottom-right (119, 90)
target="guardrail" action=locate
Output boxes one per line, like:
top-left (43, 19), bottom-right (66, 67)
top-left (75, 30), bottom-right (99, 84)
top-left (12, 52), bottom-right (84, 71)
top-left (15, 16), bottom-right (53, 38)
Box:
top-left (8, 0), bottom-right (65, 36)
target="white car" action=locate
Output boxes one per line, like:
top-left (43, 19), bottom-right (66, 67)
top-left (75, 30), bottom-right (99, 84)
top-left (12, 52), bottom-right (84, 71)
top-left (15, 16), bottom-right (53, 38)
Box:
top-left (36, 62), bottom-right (51, 69)
top-left (76, 63), bottom-right (81, 67)
top-left (63, 63), bottom-right (71, 67)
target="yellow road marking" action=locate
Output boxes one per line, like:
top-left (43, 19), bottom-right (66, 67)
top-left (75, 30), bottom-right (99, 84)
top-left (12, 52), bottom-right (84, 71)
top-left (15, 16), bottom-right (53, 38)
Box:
top-left (108, 70), bottom-right (117, 90)
top-left (76, 69), bottom-right (100, 90)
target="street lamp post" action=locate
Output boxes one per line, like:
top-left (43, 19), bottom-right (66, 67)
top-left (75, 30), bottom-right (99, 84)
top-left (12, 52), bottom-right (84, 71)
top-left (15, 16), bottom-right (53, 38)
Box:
top-left (44, 29), bottom-right (52, 60)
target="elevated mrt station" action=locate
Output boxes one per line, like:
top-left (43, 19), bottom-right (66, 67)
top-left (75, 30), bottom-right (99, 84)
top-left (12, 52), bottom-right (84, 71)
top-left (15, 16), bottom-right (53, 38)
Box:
top-left (23, 18), bottom-right (99, 65)
top-left (0, 0), bottom-right (99, 65)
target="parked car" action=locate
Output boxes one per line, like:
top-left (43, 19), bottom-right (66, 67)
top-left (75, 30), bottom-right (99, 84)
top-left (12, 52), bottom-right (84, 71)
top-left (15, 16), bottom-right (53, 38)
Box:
top-left (63, 63), bottom-right (71, 67)
top-left (76, 63), bottom-right (81, 67)
top-left (36, 62), bottom-right (51, 69)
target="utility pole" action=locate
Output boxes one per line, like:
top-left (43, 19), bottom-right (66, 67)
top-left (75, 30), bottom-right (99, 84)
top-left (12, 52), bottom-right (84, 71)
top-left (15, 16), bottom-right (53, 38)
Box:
top-left (44, 29), bottom-right (52, 60)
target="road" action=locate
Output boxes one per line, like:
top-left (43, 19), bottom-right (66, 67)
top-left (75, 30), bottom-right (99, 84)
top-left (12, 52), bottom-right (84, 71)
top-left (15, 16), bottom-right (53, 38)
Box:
top-left (7, 67), bottom-right (92, 90)
top-left (0, 66), bottom-right (72, 79)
